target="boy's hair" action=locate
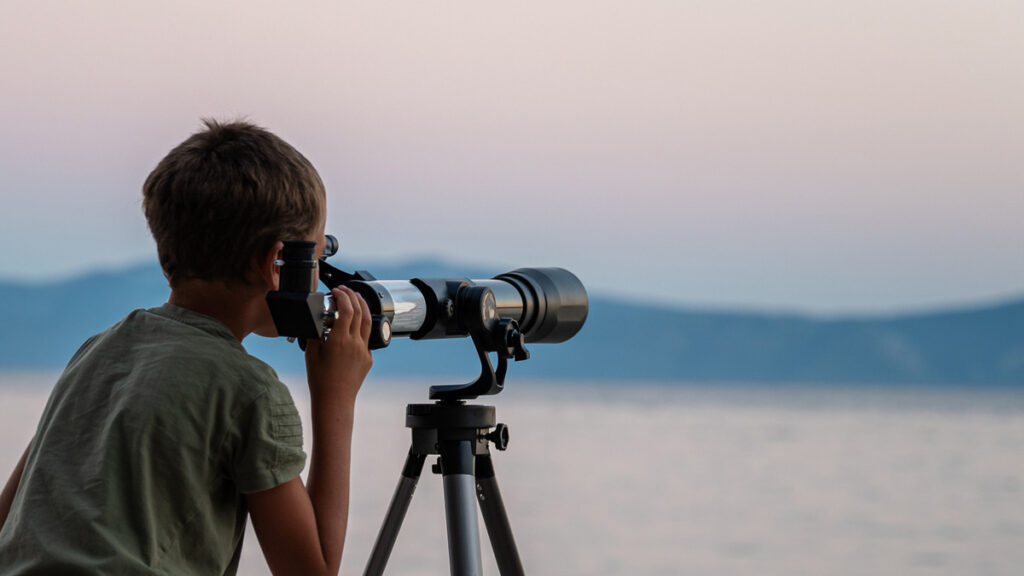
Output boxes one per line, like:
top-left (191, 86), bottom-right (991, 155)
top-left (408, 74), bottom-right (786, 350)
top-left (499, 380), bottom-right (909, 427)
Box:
top-left (142, 119), bottom-right (326, 286)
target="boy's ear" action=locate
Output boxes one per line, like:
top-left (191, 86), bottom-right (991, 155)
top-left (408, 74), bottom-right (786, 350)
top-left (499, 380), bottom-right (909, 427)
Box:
top-left (257, 241), bottom-right (285, 291)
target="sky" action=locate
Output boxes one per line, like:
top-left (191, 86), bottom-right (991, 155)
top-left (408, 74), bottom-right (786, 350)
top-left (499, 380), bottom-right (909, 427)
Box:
top-left (1, 1), bottom-right (1021, 315)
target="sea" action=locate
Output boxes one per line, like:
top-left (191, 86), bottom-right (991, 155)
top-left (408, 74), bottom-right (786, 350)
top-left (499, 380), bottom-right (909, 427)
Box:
top-left (1, 372), bottom-right (1022, 576)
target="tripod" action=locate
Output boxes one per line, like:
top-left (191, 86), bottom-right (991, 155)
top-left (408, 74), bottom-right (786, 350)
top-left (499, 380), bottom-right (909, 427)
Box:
top-left (363, 400), bottom-right (524, 576)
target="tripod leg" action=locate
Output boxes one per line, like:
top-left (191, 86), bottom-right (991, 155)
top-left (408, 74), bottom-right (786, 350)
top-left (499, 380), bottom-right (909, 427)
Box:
top-left (364, 450), bottom-right (426, 576)
top-left (439, 439), bottom-right (484, 576)
top-left (476, 454), bottom-right (525, 576)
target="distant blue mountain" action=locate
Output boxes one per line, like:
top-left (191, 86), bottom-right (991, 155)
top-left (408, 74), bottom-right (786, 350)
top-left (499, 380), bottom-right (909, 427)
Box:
top-left (1, 262), bottom-right (1022, 386)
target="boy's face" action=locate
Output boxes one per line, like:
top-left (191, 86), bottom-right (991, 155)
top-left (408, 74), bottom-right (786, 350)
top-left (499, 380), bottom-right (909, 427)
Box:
top-left (253, 216), bottom-right (328, 339)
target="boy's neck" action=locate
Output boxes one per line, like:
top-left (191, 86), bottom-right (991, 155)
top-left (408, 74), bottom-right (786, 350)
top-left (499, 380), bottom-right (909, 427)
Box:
top-left (168, 279), bottom-right (268, 342)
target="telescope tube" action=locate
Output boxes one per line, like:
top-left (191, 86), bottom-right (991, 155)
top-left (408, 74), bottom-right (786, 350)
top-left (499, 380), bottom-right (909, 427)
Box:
top-left (344, 267), bottom-right (588, 347)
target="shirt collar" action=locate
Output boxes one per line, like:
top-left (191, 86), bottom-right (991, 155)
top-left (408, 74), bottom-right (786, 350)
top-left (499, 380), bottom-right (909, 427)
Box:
top-left (149, 302), bottom-right (242, 346)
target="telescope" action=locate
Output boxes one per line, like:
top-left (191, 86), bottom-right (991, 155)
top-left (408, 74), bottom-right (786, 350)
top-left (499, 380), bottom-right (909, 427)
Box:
top-left (267, 235), bottom-right (588, 399)
top-left (268, 236), bottom-right (589, 574)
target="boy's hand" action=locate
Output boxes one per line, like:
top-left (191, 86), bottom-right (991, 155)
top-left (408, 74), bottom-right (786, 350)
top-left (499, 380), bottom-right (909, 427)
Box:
top-left (253, 286), bottom-right (371, 576)
top-left (303, 286), bottom-right (373, 404)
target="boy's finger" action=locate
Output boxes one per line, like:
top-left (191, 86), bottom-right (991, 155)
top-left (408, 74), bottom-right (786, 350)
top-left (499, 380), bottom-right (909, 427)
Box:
top-left (345, 289), bottom-right (363, 338)
top-left (357, 292), bottom-right (371, 343)
top-left (332, 286), bottom-right (366, 337)
top-left (331, 287), bottom-right (355, 334)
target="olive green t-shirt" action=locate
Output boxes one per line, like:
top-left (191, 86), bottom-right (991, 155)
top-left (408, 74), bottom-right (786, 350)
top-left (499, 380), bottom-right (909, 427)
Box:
top-left (0, 303), bottom-right (306, 575)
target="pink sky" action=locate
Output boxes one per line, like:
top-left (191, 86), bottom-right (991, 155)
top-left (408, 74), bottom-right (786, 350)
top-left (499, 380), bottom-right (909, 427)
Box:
top-left (1, 1), bottom-right (1021, 313)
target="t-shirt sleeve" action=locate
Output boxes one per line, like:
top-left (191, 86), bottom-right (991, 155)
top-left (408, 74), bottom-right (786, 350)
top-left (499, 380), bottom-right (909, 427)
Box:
top-left (229, 382), bottom-right (307, 493)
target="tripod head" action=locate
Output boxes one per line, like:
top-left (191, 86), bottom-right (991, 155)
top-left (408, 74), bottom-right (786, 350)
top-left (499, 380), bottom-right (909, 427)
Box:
top-left (266, 235), bottom-right (589, 400)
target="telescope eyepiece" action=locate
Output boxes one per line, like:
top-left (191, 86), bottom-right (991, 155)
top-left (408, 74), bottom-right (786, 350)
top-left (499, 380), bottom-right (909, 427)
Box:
top-left (278, 240), bottom-right (318, 293)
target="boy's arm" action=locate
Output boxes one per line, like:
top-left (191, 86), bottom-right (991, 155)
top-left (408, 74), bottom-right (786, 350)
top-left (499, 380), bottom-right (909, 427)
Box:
top-left (0, 440), bottom-right (31, 531)
top-left (248, 286), bottom-right (372, 576)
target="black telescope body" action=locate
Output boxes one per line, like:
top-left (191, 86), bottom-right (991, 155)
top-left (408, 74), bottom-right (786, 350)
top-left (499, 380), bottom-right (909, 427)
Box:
top-left (267, 236), bottom-right (589, 351)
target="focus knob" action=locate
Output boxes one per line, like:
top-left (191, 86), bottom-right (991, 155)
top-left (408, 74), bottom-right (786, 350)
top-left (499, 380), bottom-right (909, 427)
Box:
top-left (369, 315), bottom-right (392, 350)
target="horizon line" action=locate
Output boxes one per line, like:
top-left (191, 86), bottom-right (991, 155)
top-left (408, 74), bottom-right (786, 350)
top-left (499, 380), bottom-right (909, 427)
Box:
top-left (1, 257), bottom-right (1022, 322)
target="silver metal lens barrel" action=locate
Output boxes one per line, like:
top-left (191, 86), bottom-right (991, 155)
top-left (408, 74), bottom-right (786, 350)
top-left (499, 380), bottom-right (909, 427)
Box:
top-left (378, 281), bottom-right (428, 333)
top-left (350, 279), bottom-right (525, 339)
top-left (358, 281), bottom-right (430, 334)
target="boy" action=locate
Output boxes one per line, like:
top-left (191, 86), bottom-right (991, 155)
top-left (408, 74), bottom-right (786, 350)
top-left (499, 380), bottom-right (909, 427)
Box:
top-left (0, 120), bottom-right (372, 576)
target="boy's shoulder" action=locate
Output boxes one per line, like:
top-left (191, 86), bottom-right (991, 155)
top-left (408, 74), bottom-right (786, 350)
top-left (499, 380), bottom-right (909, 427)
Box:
top-left (148, 303), bottom-right (284, 392)
top-left (73, 303), bottom-right (285, 404)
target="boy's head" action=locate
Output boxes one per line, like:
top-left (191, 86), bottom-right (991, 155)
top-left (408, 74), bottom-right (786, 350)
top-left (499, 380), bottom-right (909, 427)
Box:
top-left (142, 119), bottom-right (326, 287)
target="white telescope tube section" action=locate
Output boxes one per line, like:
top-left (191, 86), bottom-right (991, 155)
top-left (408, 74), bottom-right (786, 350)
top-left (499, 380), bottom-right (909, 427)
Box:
top-left (372, 281), bottom-right (429, 333)
top-left (360, 279), bottom-right (526, 337)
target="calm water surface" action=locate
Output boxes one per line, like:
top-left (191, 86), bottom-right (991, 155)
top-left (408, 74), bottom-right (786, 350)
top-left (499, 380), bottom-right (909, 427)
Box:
top-left (1, 372), bottom-right (1022, 575)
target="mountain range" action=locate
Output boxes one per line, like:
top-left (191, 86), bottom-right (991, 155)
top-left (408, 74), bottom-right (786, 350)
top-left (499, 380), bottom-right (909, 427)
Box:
top-left (1, 261), bottom-right (1021, 386)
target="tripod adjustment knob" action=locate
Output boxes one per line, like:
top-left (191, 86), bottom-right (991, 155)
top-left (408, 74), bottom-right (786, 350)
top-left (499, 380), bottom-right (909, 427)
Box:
top-left (508, 328), bottom-right (530, 361)
top-left (487, 423), bottom-right (510, 451)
